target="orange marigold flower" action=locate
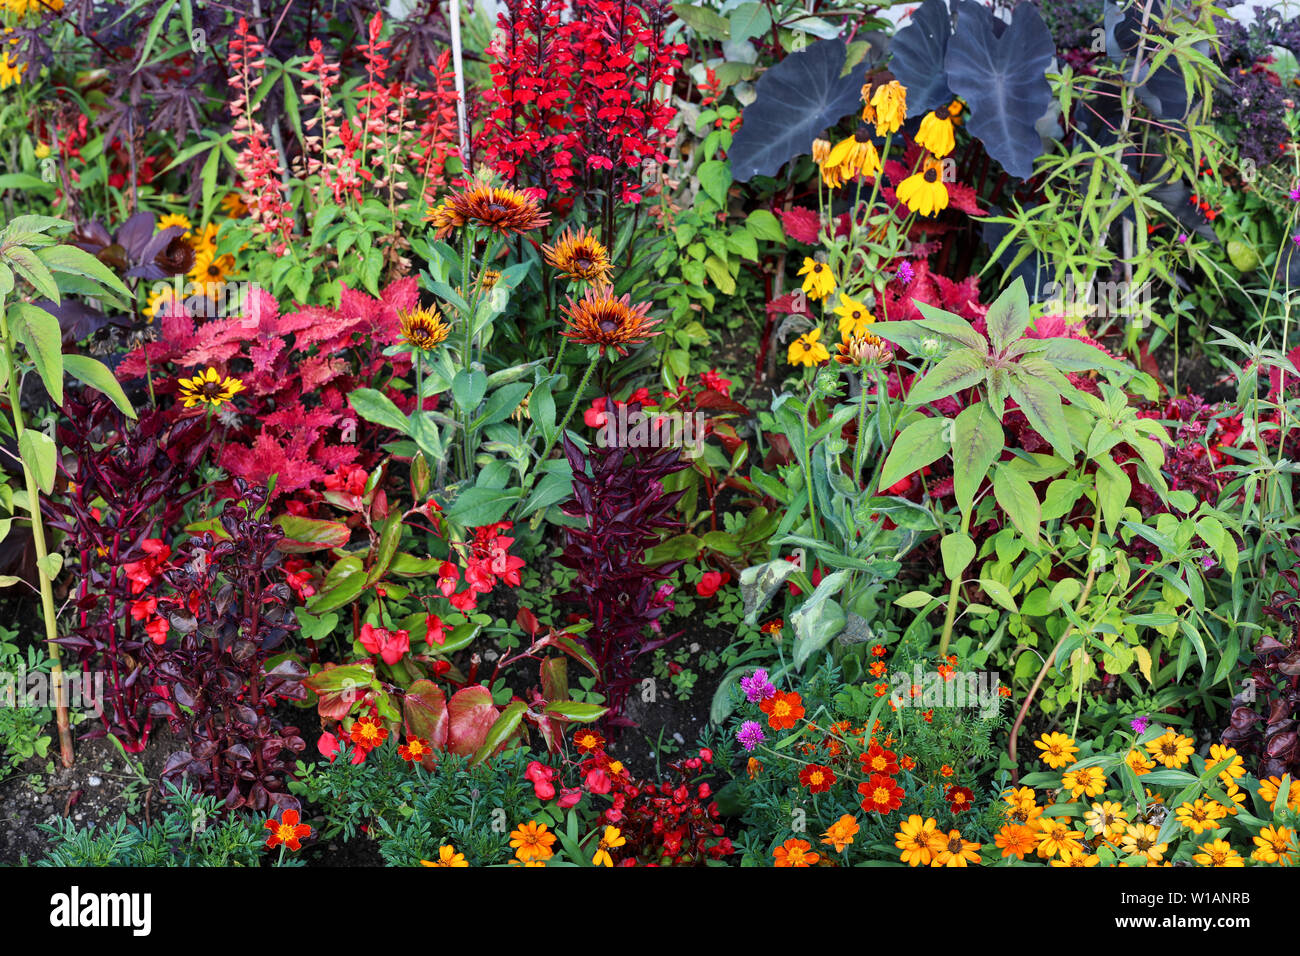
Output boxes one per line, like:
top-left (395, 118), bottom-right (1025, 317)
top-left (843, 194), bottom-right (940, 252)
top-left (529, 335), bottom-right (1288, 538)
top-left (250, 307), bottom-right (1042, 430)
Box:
top-left (822, 814), bottom-right (860, 853)
top-left (573, 729), bottom-right (605, 754)
top-left (264, 809), bottom-right (311, 851)
top-left (860, 741), bottom-right (900, 776)
top-left (800, 763), bottom-right (837, 794)
top-left (760, 690), bottom-right (805, 730)
top-left (858, 773), bottom-right (905, 814)
top-left (509, 821), bottom-right (556, 862)
top-left (398, 737), bottom-right (432, 762)
top-left (773, 837), bottom-right (819, 867)
top-left (349, 716), bottom-right (388, 753)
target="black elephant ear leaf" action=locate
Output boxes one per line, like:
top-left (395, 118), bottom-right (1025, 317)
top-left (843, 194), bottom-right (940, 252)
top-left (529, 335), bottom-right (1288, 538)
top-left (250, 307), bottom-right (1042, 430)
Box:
top-left (728, 38), bottom-right (870, 183)
top-left (945, 1), bottom-right (1055, 180)
top-left (888, 0), bottom-right (954, 117)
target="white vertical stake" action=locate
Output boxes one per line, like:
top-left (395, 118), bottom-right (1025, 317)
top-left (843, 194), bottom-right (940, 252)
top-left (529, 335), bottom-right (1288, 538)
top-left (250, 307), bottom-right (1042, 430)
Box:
top-left (450, 0), bottom-right (472, 176)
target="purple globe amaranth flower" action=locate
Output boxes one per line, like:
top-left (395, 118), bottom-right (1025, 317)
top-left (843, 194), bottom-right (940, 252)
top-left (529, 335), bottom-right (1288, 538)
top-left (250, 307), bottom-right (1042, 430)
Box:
top-left (740, 668), bottom-right (776, 703)
top-left (895, 260), bottom-right (914, 285)
top-left (1130, 715), bottom-right (1151, 734)
top-left (1290, 186), bottom-right (1300, 202)
top-left (737, 720), bottom-right (765, 752)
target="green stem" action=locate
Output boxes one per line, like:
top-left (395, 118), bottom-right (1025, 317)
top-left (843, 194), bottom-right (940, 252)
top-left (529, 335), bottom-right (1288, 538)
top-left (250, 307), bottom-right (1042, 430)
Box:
top-left (937, 507), bottom-right (972, 661)
top-left (0, 305), bottom-right (73, 768)
top-left (534, 356), bottom-right (598, 471)
top-left (853, 371), bottom-right (870, 482)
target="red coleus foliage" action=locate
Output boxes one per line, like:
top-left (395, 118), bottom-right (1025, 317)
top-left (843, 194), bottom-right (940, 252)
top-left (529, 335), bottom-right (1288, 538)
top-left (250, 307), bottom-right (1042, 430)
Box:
top-left (478, 0), bottom-right (685, 205)
top-left (118, 278), bottom-right (419, 500)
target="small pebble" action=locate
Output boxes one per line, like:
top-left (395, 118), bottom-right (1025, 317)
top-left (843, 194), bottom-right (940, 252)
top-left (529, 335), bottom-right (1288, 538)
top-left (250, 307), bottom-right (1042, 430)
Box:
top-left (672, 732), bottom-right (685, 744)
top-left (87, 775), bottom-right (102, 787)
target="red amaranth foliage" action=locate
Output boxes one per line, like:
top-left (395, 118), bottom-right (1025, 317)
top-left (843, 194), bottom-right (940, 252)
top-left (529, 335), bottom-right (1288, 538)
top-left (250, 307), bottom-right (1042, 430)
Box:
top-left (477, 0), bottom-right (684, 212)
top-left (117, 279), bottom-right (420, 500)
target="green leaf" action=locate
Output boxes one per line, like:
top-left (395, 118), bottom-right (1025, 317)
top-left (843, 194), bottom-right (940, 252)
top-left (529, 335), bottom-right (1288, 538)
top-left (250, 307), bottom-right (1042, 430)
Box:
top-left (543, 701), bottom-right (608, 721)
top-left (950, 402), bottom-right (1002, 518)
top-left (366, 511), bottom-right (404, 584)
top-left (9, 302), bottom-right (64, 405)
top-left (979, 578), bottom-right (1018, 612)
top-left (471, 701), bottom-right (527, 765)
top-left (306, 570), bottom-right (370, 615)
top-left (983, 277), bottom-right (1031, 354)
top-left (38, 243), bottom-right (131, 299)
top-left (877, 415), bottom-right (949, 492)
top-left (905, 349), bottom-right (988, 407)
top-left (19, 430), bottom-right (56, 495)
top-left (1006, 368), bottom-right (1072, 459)
top-left (790, 570), bottom-right (848, 669)
top-left (941, 532), bottom-right (975, 580)
top-left (992, 466), bottom-right (1041, 545)
top-left (4, 246), bottom-right (59, 302)
top-left (1094, 458), bottom-right (1130, 535)
top-left (348, 388), bottom-right (410, 434)
top-left (697, 160), bottom-right (732, 207)
top-left (445, 486), bottom-right (521, 528)
top-left (729, 2), bottom-right (772, 42)
top-left (274, 515), bottom-right (352, 552)
top-left (672, 2), bottom-right (731, 39)
top-left (63, 354), bottom-right (135, 419)
top-left (745, 208), bottom-right (784, 242)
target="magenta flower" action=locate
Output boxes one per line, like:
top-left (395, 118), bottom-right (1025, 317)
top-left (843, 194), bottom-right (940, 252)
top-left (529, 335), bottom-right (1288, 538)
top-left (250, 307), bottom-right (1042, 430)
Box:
top-left (895, 260), bottom-right (914, 285)
top-left (737, 720), bottom-right (765, 752)
top-left (1130, 715), bottom-right (1150, 734)
top-left (740, 668), bottom-right (777, 703)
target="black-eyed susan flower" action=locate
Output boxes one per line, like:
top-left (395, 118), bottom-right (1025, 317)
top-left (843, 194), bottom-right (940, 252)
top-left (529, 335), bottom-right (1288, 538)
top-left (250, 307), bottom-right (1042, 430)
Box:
top-left (509, 821), bottom-right (556, 863)
top-left (811, 136), bottom-right (831, 167)
top-left (1145, 729), bottom-right (1194, 768)
top-left (916, 105), bottom-right (958, 158)
top-left (0, 51), bottom-right (25, 89)
top-left (592, 825), bottom-right (626, 867)
top-left (426, 183), bottom-right (550, 240)
top-left (1192, 838), bottom-right (1244, 867)
top-left (193, 222), bottom-right (220, 257)
top-left (1033, 731), bottom-right (1079, 769)
top-left (398, 304), bottom-right (451, 352)
top-left (931, 829), bottom-right (981, 866)
top-left (221, 192), bottom-right (249, 217)
top-left (797, 256), bottom-right (835, 300)
top-left (1120, 822), bottom-right (1168, 864)
top-left (787, 327), bottom-right (829, 367)
top-left (824, 127), bottom-right (881, 187)
top-left (866, 79), bottom-right (907, 137)
top-left (480, 268), bottom-right (502, 291)
top-left (543, 226), bottom-right (613, 284)
top-left (157, 213), bottom-right (193, 236)
top-left (143, 285), bottom-right (184, 322)
top-left (559, 285), bottom-right (660, 357)
top-left (834, 294), bottom-right (875, 337)
top-left (895, 814), bottom-right (942, 866)
top-left (189, 249), bottom-right (235, 297)
top-left (421, 844), bottom-right (469, 866)
top-left (896, 155), bottom-right (950, 217)
top-left (177, 367), bottom-right (245, 409)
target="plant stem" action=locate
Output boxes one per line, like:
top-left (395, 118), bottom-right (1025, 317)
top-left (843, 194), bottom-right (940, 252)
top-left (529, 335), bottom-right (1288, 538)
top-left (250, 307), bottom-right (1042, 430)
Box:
top-left (937, 507), bottom-right (972, 661)
top-left (535, 355), bottom-right (598, 470)
top-left (0, 305), bottom-right (73, 768)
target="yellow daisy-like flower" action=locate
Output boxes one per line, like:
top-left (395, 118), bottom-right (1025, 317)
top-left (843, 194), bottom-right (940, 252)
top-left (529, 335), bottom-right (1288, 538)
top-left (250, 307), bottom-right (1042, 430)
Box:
top-left (821, 814), bottom-right (860, 854)
top-left (34, 141), bottom-right (50, 159)
top-left (220, 192), bottom-right (249, 217)
top-left (0, 51), bottom-right (26, 89)
top-left (894, 814), bottom-right (942, 867)
top-left (1084, 801), bottom-right (1128, 841)
top-left (797, 257), bottom-right (835, 300)
top-left (1192, 838), bottom-right (1244, 867)
top-left (1251, 824), bottom-right (1295, 865)
top-left (1120, 823), bottom-right (1168, 864)
top-left (192, 222), bottom-right (220, 257)
top-left (915, 105), bottom-right (957, 158)
top-left (1035, 818), bottom-right (1084, 859)
top-left (823, 128), bottom-right (880, 188)
top-left (157, 213), bottom-right (193, 237)
top-left (1050, 847), bottom-right (1100, 867)
top-left (931, 828), bottom-right (981, 867)
top-left (834, 294), bottom-right (875, 338)
top-left (1145, 729), bottom-right (1194, 768)
top-left (811, 137), bottom-right (832, 166)
top-left (398, 304), bottom-right (451, 352)
top-left (1125, 747), bottom-right (1156, 775)
top-left (788, 327), bottom-right (829, 368)
top-left (509, 821), bottom-right (556, 863)
top-left (1061, 765), bottom-right (1106, 799)
top-left (143, 285), bottom-right (184, 322)
top-left (867, 79), bottom-right (907, 137)
top-left (177, 367), bottom-right (245, 409)
top-left (189, 249), bottom-right (235, 297)
top-left (1033, 731), bottom-right (1079, 769)
top-left (543, 226), bottom-right (613, 284)
top-left (1258, 775), bottom-right (1300, 813)
top-left (896, 155), bottom-right (949, 218)
top-left (1222, 780), bottom-right (1247, 815)
top-left (1174, 798), bottom-right (1228, 835)
top-left (592, 825), bottom-right (626, 867)
top-left (1209, 743), bottom-right (1245, 782)
top-left (420, 844), bottom-right (469, 867)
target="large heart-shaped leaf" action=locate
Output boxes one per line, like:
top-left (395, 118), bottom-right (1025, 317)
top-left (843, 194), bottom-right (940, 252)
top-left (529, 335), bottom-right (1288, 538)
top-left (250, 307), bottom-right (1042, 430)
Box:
top-left (729, 38), bottom-right (871, 182)
top-left (888, 0), bottom-right (954, 116)
top-left (945, 0), bottom-right (1055, 179)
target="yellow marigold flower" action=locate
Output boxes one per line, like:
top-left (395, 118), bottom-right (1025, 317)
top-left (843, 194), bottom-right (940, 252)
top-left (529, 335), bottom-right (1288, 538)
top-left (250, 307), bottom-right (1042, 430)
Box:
top-left (1258, 775), bottom-right (1300, 812)
top-left (398, 304), bottom-right (451, 352)
top-left (1125, 748), bottom-right (1156, 775)
top-left (1145, 729), bottom-right (1194, 768)
top-left (509, 821), bottom-right (556, 863)
top-left (592, 825), bottom-right (626, 867)
top-left (895, 814), bottom-right (942, 867)
top-left (1050, 847), bottom-right (1100, 867)
top-left (797, 256), bottom-right (836, 300)
top-left (788, 327), bottom-right (829, 367)
top-left (896, 155), bottom-right (949, 217)
top-left (1084, 801), bottom-right (1128, 840)
top-left (1193, 838), bottom-right (1244, 867)
top-left (1033, 732), bottom-right (1079, 769)
top-left (1062, 765), bottom-right (1106, 799)
top-left (916, 105), bottom-right (957, 157)
top-left (834, 294), bottom-right (875, 338)
top-left (821, 814), bottom-right (859, 854)
top-left (868, 80), bottom-right (907, 137)
top-left (1035, 818), bottom-right (1084, 859)
top-left (1251, 824), bottom-right (1295, 865)
top-left (1120, 823), bottom-right (1168, 864)
top-left (177, 367), bottom-right (245, 409)
top-left (421, 844), bottom-right (468, 867)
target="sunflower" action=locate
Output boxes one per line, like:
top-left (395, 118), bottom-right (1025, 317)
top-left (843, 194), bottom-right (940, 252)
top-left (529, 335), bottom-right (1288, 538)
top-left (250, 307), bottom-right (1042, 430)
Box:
top-left (797, 257), bottom-right (835, 300)
top-left (1192, 839), bottom-right (1244, 868)
top-left (0, 51), bottom-right (25, 89)
top-left (823, 127), bottom-right (880, 188)
top-left (896, 155), bottom-right (949, 217)
top-left (559, 285), bottom-right (660, 357)
top-left (866, 79), bottom-right (907, 137)
top-left (157, 213), bottom-right (192, 237)
top-left (543, 227), bottom-right (613, 284)
top-left (894, 814), bottom-right (942, 867)
top-left (916, 105), bottom-right (957, 157)
top-left (220, 192), bottom-right (249, 217)
top-left (931, 829), bottom-right (981, 867)
top-left (1033, 731), bottom-right (1079, 769)
top-left (398, 304), bottom-right (451, 352)
top-left (834, 294), bottom-right (875, 337)
top-left (421, 845), bottom-right (469, 867)
top-left (1120, 823), bottom-right (1168, 864)
top-left (835, 331), bottom-right (893, 368)
top-left (1145, 729), bottom-right (1194, 768)
top-left (425, 183), bottom-right (550, 240)
top-left (788, 327), bottom-right (829, 367)
top-left (177, 367), bottom-right (245, 409)
top-left (189, 249), bottom-right (234, 296)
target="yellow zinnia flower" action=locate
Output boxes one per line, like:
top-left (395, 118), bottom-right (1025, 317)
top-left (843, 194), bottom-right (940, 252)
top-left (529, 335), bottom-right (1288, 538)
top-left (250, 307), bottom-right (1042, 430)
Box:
top-left (592, 825), bottom-right (626, 867)
top-left (1050, 847), bottom-right (1100, 867)
top-left (931, 828), bottom-right (981, 867)
top-left (420, 844), bottom-right (469, 867)
top-left (1061, 765), bottom-right (1106, 799)
top-left (1145, 729), bottom-right (1194, 768)
top-left (1033, 731), bottom-right (1079, 769)
top-left (894, 814), bottom-right (942, 867)
top-left (1251, 824), bottom-right (1295, 865)
top-left (797, 257), bottom-right (835, 300)
top-left (1084, 801), bottom-right (1128, 841)
top-left (509, 821), bottom-right (556, 862)
top-left (788, 327), bottom-right (829, 367)
top-left (1192, 838), bottom-right (1243, 867)
top-left (1120, 823), bottom-right (1168, 864)
top-left (1258, 775), bottom-right (1300, 812)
